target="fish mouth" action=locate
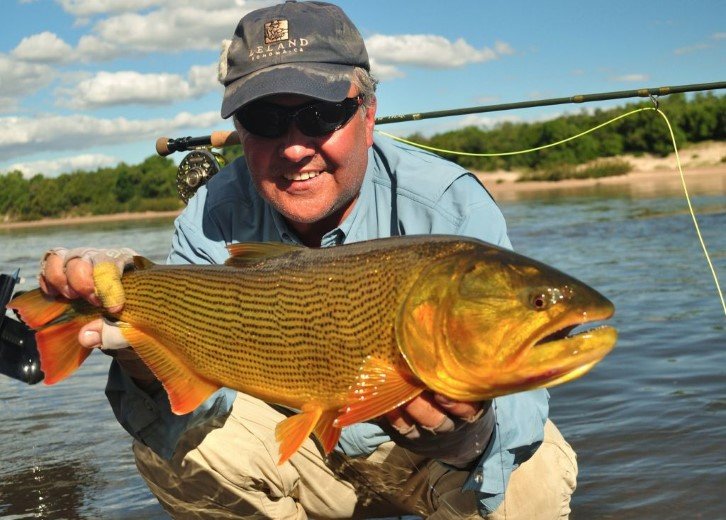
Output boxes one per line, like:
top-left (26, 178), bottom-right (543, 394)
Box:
top-left (533, 322), bottom-right (614, 346)
top-left (522, 319), bottom-right (618, 388)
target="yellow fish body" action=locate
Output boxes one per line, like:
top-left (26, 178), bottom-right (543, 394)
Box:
top-left (8, 235), bottom-right (617, 463)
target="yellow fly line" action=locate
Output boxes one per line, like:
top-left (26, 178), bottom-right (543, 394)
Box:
top-left (376, 107), bottom-right (726, 317)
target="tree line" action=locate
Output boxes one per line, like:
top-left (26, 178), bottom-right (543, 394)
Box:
top-left (406, 92), bottom-right (725, 171)
top-left (1, 92), bottom-right (723, 222)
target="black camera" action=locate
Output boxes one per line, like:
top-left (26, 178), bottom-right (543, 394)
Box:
top-left (0, 272), bottom-right (44, 385)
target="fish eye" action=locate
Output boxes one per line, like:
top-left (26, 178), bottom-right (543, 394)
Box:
top-left (526, 286), bottom-right (571, 311)
top-left (530, 292), bottom-right (549, 311)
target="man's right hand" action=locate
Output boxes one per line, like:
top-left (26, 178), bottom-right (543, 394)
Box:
top-left (39, 247), bottom-right (136, 349)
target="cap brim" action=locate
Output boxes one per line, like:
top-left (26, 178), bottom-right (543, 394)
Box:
top-left (221, 63), bottom-right (354, 119)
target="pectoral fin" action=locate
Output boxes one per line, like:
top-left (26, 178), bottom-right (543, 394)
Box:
top-left (121, 328), bottom-right (220, 415)
top-left (334, 357), bottom-right (425, 428)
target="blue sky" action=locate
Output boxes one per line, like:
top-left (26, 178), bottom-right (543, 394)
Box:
top-left (1, 0), bottom-right (724, 177)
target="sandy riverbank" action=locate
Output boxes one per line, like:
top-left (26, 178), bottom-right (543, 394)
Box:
top-left (479, 140), bottom-right (726, 202)
top-left (2, 142), bottom-right (724, 231)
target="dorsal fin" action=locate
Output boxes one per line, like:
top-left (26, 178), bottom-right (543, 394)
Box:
top-left (133, 256), bottom-right (156, 270)
top-left (225, 242), bottom-right (302, 267)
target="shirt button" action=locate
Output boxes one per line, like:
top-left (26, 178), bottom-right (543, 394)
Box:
top-left (474, 471), bottom-right (483, 484)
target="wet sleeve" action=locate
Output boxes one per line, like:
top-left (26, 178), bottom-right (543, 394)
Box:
top-left (463, 390), bottom-right (550, 515)
top-left (105, 364), bottom-right (236, 459)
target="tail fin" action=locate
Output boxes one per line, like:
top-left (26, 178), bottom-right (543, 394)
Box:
top-left (7, 289), bottom-right (100, 385)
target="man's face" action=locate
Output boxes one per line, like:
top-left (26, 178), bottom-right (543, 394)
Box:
top-left (236, 84), bottom-right (376, 240)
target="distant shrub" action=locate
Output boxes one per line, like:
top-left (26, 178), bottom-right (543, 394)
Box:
top-left (517, 159), bottom-right (632, 182)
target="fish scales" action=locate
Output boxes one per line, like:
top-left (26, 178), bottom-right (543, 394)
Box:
top-left (116, 239), bottom-right (455, 406)
top-left (9, 235), bottom-right (618, 464)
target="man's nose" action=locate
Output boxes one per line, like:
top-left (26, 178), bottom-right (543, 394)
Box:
top-left (278, 124), bottom-right (317, 163)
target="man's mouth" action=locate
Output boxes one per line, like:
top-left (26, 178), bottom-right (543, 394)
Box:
top-left (283, 171), bottom-right (323, 181)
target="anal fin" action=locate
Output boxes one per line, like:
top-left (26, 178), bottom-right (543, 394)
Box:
top-left (334, 357), bottom-right (425, 428)
top-left (121, 328), bottom-right (220, 415)
top-left (275, 405), bottom-right (323, 465)
top-left (313, 410), bottom-right (342, 455)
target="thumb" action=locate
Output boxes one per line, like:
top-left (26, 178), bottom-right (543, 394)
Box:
top-left (79, 319), bottom-right (129, 350)
top-left (79, 319), bottom-right (104, 348)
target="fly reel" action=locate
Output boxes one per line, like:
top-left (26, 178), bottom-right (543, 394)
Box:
top-left (176, 149), bottom-right (226, 204)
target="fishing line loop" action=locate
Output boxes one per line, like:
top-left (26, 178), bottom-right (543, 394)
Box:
top-left (377, 105), bottom-right (725, 316)
top-left (649, 93), bottom-right (660, 110)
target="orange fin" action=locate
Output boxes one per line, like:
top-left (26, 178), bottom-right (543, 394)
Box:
top-left (225, 242), bottom-right (302, 267)
top-left (121, 327), bottom-right (220, 415)
top-left (275, 405), bottom-right (322, 465)
top-left (334, 358), bottom-right (425, 428)
top-left (7, 289), bottom-right (72, 329)
top-left (8, 289), bottom-right (98, 385)
top-left (313, 410), bottom-right (342, 455)
top-left (36, 317), bottom-right (95, 385)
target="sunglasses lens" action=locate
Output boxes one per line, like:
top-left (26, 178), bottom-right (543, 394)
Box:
top-left (297, 103), bottom-right (350, 136)
top-left (237, 96), bottom-right (361, 138)
top-left (237, 104), bottom-right (288, 138)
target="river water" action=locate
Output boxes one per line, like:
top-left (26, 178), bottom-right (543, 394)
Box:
top-left (0, 181), bottom-right (723, 519)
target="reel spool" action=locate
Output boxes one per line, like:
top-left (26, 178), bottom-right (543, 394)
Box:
top-left (176, 149), bottom-right (226, 204)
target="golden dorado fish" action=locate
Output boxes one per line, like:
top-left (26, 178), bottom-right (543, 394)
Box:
top-left (8, 235), bottom-right (616, 464)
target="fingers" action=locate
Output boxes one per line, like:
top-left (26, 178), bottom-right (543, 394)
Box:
top-left (385, 392), bottom-right (453, 436)
top-left (39, 251), bottom-right (71, 297)
top-left (38, 247), bottom-right (136, 311)
top-left (40, 253), bottom-right (101, 305)
top-left (385, 392), bottom-right (485, 437)
top-left (433, 394), bottom-right (484, 420)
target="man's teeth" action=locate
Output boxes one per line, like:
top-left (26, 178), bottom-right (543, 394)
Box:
top-left (284, 171), bottom-right (322, 181)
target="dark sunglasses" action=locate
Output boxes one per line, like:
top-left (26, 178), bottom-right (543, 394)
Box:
top-left (235, 95), bottom-right (364, 138)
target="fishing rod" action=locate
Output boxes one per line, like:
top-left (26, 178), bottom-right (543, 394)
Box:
top-left (156, 80), bottom-right (726, 156)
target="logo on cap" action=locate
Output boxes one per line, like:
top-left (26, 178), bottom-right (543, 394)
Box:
top-left (265, 20), bottom-right (289, 44)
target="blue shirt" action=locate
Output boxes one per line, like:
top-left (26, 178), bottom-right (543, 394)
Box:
top-left (105, 133), bottom-right (549, 515)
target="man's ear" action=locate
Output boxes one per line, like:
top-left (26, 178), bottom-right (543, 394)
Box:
top-left (364, 95), bottom-right (377, 147)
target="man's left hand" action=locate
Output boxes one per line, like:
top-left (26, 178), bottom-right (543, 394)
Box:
top-left (382, 392), bottom-right (494, 469)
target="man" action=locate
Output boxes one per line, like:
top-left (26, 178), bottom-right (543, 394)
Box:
top-left (39, 1), bottom-right (577, 518)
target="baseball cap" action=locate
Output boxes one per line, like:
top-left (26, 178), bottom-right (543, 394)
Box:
top-left (221, 0), bottom-right (370, 119)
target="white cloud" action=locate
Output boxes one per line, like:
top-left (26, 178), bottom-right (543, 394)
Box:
top-left (611, 74), bottom-right (650, 83)
top-left (69, 1), bottom-right (278, 59)
top-left (0, 111), bottom-right (223, 161)
top-left (7, 154), bottom-right (119, 178)
top-left (56, 0), bottom-right (166, 18)
top-left (366, 34), bottom-right (506, 68)
top-left (188, 63), bottom-right (221, 94)
top-left (713, 32), bottom-right (726, 40)
top-left (56, 0), bottom-right (268, 18)
top-left (0, 55), bottom-right (56, 99)
top-left (674, 43), bottom-right (711, 56)
top-left (57, 63), bottom-right (220, 109)
top-left (74, 34), bottom-right (125, 61)
top-left (493, 41), bottom-right (515, 56)
top-left (11, 32), bottom-right (73, 63)
top-left (365, 34), bottom-right (515, 80)
top-left (368, 58), bottom-right (405, 81)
